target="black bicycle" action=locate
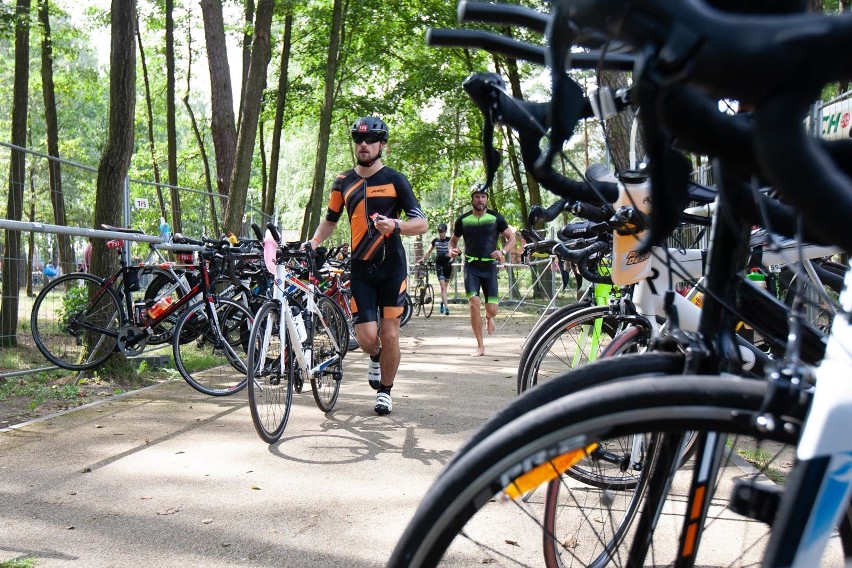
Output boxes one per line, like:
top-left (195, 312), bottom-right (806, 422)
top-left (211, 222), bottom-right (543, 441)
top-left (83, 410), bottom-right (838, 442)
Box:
top-left (390, 1), bottom-right (852, 566)
top-left (411, 261), bottom-right (435, 318)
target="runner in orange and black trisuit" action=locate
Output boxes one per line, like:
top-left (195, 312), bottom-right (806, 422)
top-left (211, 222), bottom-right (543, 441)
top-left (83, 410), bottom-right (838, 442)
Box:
top-left (307, 116), bottom-right (427, 415)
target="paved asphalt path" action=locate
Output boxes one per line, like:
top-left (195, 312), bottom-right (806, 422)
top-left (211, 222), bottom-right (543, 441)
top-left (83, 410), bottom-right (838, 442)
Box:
top-left (1, 312), bottom-right (538, 567)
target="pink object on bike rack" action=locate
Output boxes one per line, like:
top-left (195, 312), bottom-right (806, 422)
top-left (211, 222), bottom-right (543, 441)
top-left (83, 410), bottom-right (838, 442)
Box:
top-left (263, 234), bottom-right (278, 276)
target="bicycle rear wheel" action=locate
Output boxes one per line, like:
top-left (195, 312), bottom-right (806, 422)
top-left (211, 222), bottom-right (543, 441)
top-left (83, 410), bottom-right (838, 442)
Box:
top-left (172, 298), bottom-right (254, 396)
top-left (31, 273), bottom-right (122, 370)
top-left (389, 375), bottom-right (829, 568)
top-left (310, 295), bottom-right (345, 412)
top-left (247, 301), bottom-right (294, 443)
top-left (423, 284), bottom-right (435, 318)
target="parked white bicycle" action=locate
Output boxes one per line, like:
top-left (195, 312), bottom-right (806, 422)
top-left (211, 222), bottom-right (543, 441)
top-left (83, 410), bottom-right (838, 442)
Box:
top-left (245, 226), bottom-right (348, 444)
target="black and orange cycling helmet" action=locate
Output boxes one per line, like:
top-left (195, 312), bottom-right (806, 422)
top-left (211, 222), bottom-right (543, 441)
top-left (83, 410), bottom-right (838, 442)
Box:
top-left (351, 116), bottom-right (389, 143)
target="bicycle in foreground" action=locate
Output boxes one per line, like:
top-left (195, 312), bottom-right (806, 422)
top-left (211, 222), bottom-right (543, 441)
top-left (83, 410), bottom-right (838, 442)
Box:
top-left (389, 0), bottom-right (852, 566)
top-left (246, 226), bottom-right (347, 444)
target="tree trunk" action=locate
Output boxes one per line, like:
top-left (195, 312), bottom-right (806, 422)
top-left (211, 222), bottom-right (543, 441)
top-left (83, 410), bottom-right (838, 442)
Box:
top-left (136, 26), bottom-right (166, 219)
top-left (165, 0), bottom-right (182, 234)
top-left (303, 0), bottom-right (344, 240)
top-left (38, 0), bottom-right (74, 275)
top-left (90, 0), bottom-right (136, 368)
top-left (602, 72), bottom-right (642, 172)
top-left (27, 200), bottom-right (35, 298)
top-left (259, 121), bottom-right (267, 215)
top-left (183, 26), bottom-right (220, 237)
top-left (222, 0), bottom-right (273, 235)
top-left (264, 10), bottom-right (293, 219)
top-left (0, 0), bottom-right (31, 348)
top-left (26, 140), bottom-right (36, 297)
top-left (200, 0), bottom-right (237, 201)
top-left (238, 0), bottom-right (255, 133)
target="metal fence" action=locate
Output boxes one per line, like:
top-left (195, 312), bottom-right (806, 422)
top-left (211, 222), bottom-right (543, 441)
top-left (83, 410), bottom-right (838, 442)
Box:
top-left (0, 142), bottom-right (272, 379)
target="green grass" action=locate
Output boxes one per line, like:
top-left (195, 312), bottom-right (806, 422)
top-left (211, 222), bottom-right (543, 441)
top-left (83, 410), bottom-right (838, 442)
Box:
top-left (734, 446), bottom-right (787, 485)
top-left (175, 350), bottom-right (221, 373)
top-left (0, 558), bottom-right (38, 568)
top-left (0, 371), bottom-right (81, 409)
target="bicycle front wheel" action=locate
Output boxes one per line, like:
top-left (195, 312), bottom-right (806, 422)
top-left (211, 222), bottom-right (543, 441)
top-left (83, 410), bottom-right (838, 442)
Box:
top-left (414, 285), bottom-right (423, 316)
top-left (31, 273), bottom-right (122, 370)
top-left (247, 301), bottom-right (293, 443)
top-left (518, 304), bottom-right (639, 394)
top-left (172, 298), bottom-right (254, 396)
top-left (422, 284), bottom-right (435, 318)
top-left (389, 375), bottom-right (822, 568)
top-left (310, 295), bottom-right (345, 412)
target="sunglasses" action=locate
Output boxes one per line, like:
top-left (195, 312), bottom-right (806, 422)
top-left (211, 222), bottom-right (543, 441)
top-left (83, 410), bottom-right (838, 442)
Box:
top-left (352, 133), bottom-right (384, 145)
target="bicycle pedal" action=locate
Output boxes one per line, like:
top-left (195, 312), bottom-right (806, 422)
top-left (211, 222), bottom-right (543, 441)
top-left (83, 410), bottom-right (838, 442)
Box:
top-left (728, 480), bottom-right (782, 526)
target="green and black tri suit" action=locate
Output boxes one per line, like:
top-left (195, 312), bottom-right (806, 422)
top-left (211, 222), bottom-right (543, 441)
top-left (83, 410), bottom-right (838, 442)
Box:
top-left (453, 209), bottom-right (509, 304)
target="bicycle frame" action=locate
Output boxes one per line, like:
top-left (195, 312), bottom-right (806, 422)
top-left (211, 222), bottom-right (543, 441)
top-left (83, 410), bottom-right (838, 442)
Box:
top-left (763, 262), bottom-right (852, 566)
top-left (261, 254), bottom-right (341, 385)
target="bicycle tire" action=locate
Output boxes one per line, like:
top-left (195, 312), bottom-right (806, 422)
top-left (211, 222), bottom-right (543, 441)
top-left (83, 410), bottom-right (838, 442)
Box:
top-left (331, 289), bottom-right (360, 352)
top-left (247, 301), bottom-right (294, 443)
top-left (310, 295), bottom-right (345, 412)
top-left (31, 272), bottom-right (123, 370)
top-left (518, 304), bottom-right (635, 394)
top-left (388, 375), bottom-right (826, 568)
top-left (447, 353), bottom-right (685, 476)
top-left (599, 323), bottom-right (648, 358)
top-left (401, 293), bottom-right (413, 327)
top-left (172, 298), bottom-right (254, 396)
top-left (516, 301), bottom-right (593, 391)
top-left (414, 285), bottom-right (423, 316)
top-left (423, 284), bottom-right (435, 318)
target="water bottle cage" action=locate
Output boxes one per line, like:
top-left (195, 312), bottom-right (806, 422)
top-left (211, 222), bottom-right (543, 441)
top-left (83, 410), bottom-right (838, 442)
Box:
top-left (611, 206), bottom-right (647, 236)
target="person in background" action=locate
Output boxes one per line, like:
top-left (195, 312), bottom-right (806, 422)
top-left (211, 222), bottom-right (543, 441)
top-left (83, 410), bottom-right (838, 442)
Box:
top-left (43, 262), bottom-right (58, 283)
top-left (448, 183), bottom-right (515, 356)
top-left (335, 242), bottom-right (350, 261)
top-left (305, 116), bottom-right (427, 415)
top-left (80, 239), bottom-right (93, 273)
top-left (417, 223), bottom-right (453, 315)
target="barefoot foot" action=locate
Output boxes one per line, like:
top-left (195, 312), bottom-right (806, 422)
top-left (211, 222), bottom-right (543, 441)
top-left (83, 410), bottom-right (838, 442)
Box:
top-left (470, 347), bottom-right (485, 357)
top-left (486, 317), bottom-right (496, 335)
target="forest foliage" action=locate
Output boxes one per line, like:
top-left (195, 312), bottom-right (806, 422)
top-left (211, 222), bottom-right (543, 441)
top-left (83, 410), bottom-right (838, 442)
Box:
top-left (1, 0), bottom-right (847, 242)
top-left (0, 0), bottom-right (603, 248)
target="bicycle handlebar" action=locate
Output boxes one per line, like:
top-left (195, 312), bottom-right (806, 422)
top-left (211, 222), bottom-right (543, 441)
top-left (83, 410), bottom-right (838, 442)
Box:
top-left (549, 0), bottom-right (852, 251)
top-left (457, 0), bottom-right (549, 32)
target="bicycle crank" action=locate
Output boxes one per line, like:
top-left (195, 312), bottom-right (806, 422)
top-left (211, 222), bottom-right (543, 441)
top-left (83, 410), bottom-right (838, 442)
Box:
top-left (117, 324), bottom-right (149, 356)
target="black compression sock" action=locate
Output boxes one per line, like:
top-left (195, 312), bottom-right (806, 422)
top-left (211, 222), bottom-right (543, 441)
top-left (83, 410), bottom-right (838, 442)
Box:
top-left (378, 384), bottom-right (393, 394)
top-left (370, 349), bottom-right (381, 363)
